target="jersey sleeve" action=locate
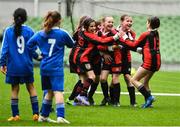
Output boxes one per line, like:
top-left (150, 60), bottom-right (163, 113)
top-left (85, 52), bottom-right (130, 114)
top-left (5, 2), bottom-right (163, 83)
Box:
top-left (97, 45), bottom-right (108, 51)
top-left (63, 30), bottom-right (75, 48)
top-left (0, 29), bottom-right (9, 66)
top-left (81, 31), bottom-right (114, 45)
top-left (26, 33), bottom-right (39, 59)
top-left (121, 31), bottom-right (148, 48)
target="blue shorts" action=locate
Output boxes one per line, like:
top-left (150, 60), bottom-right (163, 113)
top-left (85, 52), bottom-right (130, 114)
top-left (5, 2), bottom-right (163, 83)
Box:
top-left (6, 75), bottom-right (34, 85)
top-left (41, 75), bottom-right (64, 91)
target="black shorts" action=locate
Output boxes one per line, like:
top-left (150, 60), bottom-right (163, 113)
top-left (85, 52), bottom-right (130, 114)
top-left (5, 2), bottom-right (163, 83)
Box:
top-left (122, 62), bottom-right (131, 74)
top-left (78, 62), bottom-right (93, 73)
top-left (69, 59), bottom-right (78, 73)
top-left (102, 61), bottom-right (122, 74)
top-left (92, 60), bottom-right (101, 75)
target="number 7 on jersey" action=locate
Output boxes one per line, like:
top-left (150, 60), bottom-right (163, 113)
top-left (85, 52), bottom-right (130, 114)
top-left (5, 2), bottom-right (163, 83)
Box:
top-left (48, 39), bottom-right (56, 57)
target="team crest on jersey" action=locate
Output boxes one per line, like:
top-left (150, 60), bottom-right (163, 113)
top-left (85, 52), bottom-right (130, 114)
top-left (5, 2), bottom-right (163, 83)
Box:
top-left (128, 68), bottom-right (131, 71)
top-left (85, 63), bottom-right (91, 70)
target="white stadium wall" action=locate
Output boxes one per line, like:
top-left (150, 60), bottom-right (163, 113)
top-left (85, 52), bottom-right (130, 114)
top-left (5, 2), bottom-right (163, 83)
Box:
top-left (0, 0), bottom-right (180, 30)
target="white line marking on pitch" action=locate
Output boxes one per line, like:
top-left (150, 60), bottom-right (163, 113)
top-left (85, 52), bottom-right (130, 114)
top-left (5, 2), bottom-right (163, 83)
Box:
top-left (65, 91), bottom-right (180, 96)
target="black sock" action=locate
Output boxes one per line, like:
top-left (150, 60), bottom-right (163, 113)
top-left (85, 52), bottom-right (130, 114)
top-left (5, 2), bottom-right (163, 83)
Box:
top-left (69, 80), bottom-right (82, 100)
top-left (127, 86), bottom-right (136, 105)
top-left (88, 82), bottom-right (98, 98)
top-left (144, 90), bottom-right (151, 101)
top-left (113, 83), bottom-right (120, 103)
top-left (80, 78), bottom-right (93, 96)
top-left (138, 85), bottom-right (151, 99)
top-left (101, 82), bottom-right (109, 98)
top-left (109, 85), bottom-right (114, 103)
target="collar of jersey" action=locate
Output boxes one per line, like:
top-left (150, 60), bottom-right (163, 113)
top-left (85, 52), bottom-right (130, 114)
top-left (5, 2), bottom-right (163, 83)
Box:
top-left (52, 27), bottom-right (60, 29)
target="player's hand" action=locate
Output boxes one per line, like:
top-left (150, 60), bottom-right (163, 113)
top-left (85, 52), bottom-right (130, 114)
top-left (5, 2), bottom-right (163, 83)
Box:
top-left (117, 30), bottom-right (125, 38)
top-left (103, 53), bottom-right (112, 63)
top-left (136, 47), bottom-right (142, 54)
top-left (112, 44), bottom-right (123, 50)
top-left (0, 66), bottom-right (7, 75)
top-left (37, 55), bottom-right (43, 61)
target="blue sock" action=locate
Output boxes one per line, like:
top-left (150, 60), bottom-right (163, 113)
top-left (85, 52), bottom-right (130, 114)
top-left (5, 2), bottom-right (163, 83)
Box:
top-left (56, 103), bottom-right (65, 118)
top-left (40, 90), bottom-right (48, 113)
top-left (11, 98), bottom-right (19, 117)
top-left (30, 96), bottom-right (39, 115)
top-left (41, 99), bottom-right (52, 117)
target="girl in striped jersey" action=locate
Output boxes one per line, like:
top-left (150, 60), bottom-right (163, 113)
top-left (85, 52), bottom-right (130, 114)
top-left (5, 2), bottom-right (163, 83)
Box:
top-left (116, 15), bottom-right (137, 107)
top-left (119, 16), bottom-right (161, 108)
top-left (75, 17), bottom-right (120, 105)
top-left (66, 16), bottom-right (89, 105)
top-left (97, 16), bottom-right (122, 106)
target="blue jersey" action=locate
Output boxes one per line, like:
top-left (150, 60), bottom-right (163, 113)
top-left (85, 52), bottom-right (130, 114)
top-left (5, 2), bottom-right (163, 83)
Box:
top-left (27, 27), bottom-right (74, 76)
top-left (0, 25), bottom-right (34, 76)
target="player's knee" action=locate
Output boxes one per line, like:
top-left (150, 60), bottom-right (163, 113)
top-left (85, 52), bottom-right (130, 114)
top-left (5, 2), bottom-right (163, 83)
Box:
top-left (100, 77), bottom-right (107, 83)
top-left (130, 78), bottom-right (136, 84)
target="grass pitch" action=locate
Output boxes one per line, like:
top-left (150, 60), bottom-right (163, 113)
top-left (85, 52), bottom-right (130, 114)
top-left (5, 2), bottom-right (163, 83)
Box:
top-left (0, 67), bottom-right (180, 126)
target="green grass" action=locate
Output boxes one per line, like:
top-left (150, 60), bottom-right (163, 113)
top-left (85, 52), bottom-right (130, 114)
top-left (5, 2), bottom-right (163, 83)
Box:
top-left (0, 67), bottom-right (180, 126)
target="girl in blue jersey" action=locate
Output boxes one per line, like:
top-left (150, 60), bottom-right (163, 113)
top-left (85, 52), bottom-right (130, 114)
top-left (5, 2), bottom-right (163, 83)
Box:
top-left (27, 11), bottom-right (74, 124)
top-left (0, 8), bottom-right (39, 121)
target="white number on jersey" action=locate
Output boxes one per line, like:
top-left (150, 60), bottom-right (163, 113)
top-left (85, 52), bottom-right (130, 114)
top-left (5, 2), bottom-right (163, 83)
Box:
top-left (48, 39), bottom-right (56, 57)
top-left (17, 36), bottom-right (25, 54)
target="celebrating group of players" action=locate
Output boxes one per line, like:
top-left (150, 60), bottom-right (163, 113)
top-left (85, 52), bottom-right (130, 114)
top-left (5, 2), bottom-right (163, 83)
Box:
top-left (67, 14), bottom-right (161, 108)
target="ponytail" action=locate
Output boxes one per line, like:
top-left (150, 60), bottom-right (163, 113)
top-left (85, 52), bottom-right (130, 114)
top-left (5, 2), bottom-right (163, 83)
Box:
top-left (43, 11), bottom-right (61, 33)
top-left (13, 8), bottom-right (27, 37)
top-left (148, 16), bottom-right (160, 29)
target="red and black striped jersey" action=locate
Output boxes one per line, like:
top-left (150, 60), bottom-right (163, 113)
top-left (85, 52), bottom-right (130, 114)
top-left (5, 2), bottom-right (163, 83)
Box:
top-left (121, 30), bottom-right (136, 63)
top-left (76, 30), bottom-right (115, 63)
top-left (123, 30), bottom-right (161, 71)
top-left (97, 29), bottom-right (122, 65)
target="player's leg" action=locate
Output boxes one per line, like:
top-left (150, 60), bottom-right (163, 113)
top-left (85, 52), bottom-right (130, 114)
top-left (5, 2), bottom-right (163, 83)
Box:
top-left (143, 72), bottom-right (154, 107)
top-left (38, 90), bottom-right (57, 123)
top-left (38, 76), bottom-right (56, 123)
top-left (124, 74), bottom-right (137, 107)
top-left (8, 83), bottom-right (20, 121)
top-left (51, 76), bottom-right (70, 124)
top-left (6, 76), bottom-right (20, 121)
top-left (88, 57), bottom-right (101, 105)
top-left (88, 75), bottom-right (100, 105)
top-left (26, 82), bottom-right (39, 121)
top-left (100, 70), bottom-right (110, 106)
top-left (66, 73), bottom-right (86, 105)
top-left (112, 73), bottom-right (120, 107)
top-left (131, 67), bottom-right (155, 108)
top-left (67, 59), bottom-right (84, 104)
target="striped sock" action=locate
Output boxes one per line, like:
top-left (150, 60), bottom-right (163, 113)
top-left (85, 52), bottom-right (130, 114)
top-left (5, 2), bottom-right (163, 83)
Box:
top-left (11, 98), bottom-right (19, 117)
top-left (41, 99), bottom-right (52, 117)
top-left (30, 96), bottom-right (39, 115)
top-left (56, 103), bottom-right (65, 118)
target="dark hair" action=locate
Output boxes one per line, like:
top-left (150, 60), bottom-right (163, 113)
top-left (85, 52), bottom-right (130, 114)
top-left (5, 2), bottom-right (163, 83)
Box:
top-left (120, 14), bottom-right (129, 22)
top-left (83, 18), bottom-right (95, 31)
top-left (77, 16), bottom-right (90, 30)
top-left (95, 20), bottom-right (101, 27)
top-left (13, 8), bottom-right (27, 37)
top-left (73, 16), bottom-right (90, 41)
top-left (43, 11), bottom-right (61, 33)
top-left (148, 16), bottom-right (160, 29)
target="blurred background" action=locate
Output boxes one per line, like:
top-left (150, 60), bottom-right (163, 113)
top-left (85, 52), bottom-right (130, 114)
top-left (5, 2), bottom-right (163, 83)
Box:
top-left (0, 0), bottom-right (180, 71)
